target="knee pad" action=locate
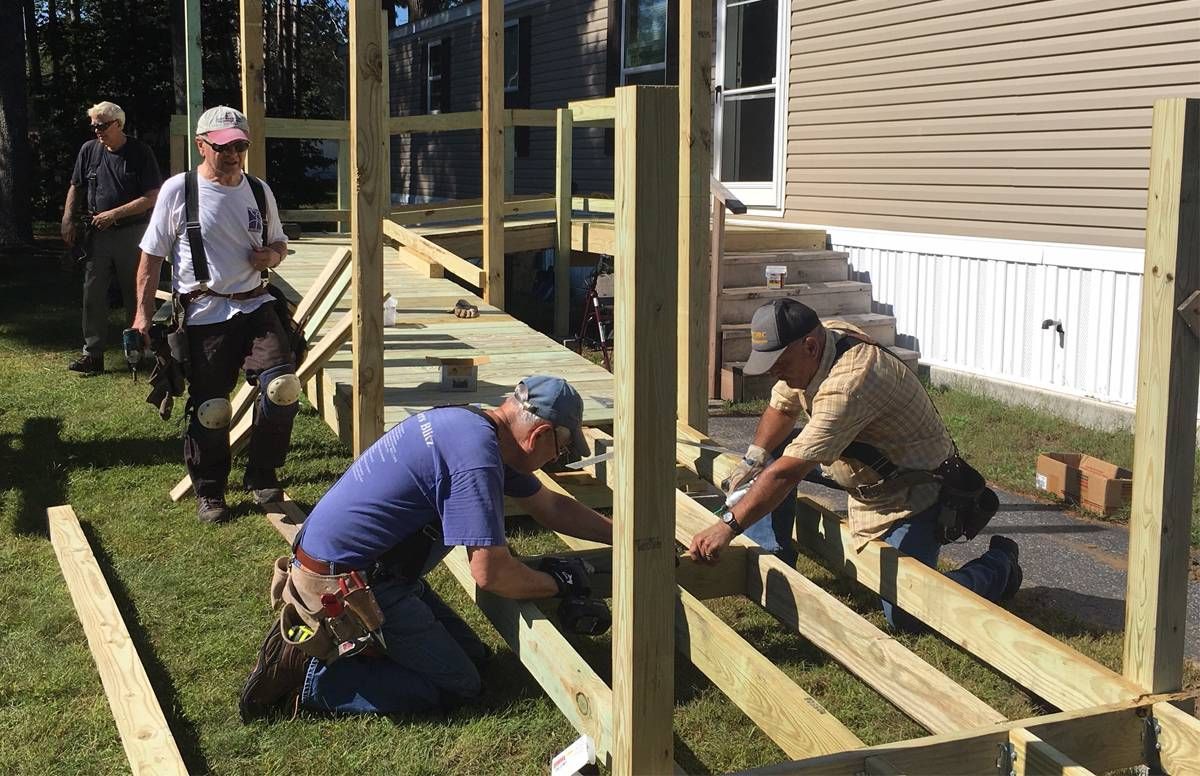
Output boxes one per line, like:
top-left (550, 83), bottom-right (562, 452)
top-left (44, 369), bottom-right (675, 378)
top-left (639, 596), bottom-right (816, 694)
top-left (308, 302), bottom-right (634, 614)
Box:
top-left (257, 364), bottom-right (301, 426)
top-left (195, 398), bottom-right (233, 429)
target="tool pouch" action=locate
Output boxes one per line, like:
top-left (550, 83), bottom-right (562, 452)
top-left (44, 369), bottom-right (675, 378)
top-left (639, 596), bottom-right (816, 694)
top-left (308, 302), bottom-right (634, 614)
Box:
top-left (269, 555), bottom-right (289, 609)
top-left (277, 562), bottom-right (382, 663)
top-left (934, 454), bottom-right (998, 544)
top-left (280, 602), bottom-right (335, 662)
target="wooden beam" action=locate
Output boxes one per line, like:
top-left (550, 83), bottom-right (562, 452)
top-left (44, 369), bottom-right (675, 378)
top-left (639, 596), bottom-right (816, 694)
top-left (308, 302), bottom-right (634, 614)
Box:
top-left (1123, 98), bottom-right (1200, 693)
top-left (293, 246), bottom-right (353, 332)
top-left (169, 133), bottom-right (186, 175)
top-left (571, 220), bottom-right (615, 256)
top-left (349, 0), bottom-right (387, 454)
top-left (262, 116), bottom-right (349, 140)
top-left (735, 698), bottom-right (1178, 776)
top-left (47, 506), bottom-right (188, 776)
top-left (568, 97), bottom-right (616, 125)
top-left (708, 195), bottom-right (725, 399)
top-left (1007, 727), bottom-right (1092, 775)
top-left (481, 0), bottom-right (504, 307)
top-left (387, 196), bottom-right (554, 226)
top-left (442, 546), bottom-right (617, 767)
top-left (337, 139), bottom-right (350, 233)
top-left (278, 209), bottom-right (350, 222)
top-left (571, 197), bottom-right (615, 214)
top-left (1152, 701), bottom-right (1200, 773)
top-left (555, 109), bottom-right (573, 341)
top-left (183, 0), bottom-right (202, 169)
top-left (612, 85), bottom-right (680, 776)
top-left (679, 0), bottom-right (713, 433)
top-left (239, 0), bottom-right (266, 178)
top-left (392, 244), bottom-right (445, 279)
top-left (381, 219), bottom-right (485, 287)
top-left (509, 108), bottom-right (557, 127)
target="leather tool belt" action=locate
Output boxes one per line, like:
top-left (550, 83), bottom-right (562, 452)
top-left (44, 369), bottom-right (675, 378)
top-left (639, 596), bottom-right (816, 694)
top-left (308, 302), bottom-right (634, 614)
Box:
top-left (179, 283), bottom-right (271, 306)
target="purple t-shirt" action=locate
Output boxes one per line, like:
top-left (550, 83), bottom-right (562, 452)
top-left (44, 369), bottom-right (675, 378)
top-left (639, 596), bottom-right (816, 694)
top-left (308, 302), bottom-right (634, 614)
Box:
top-left (298, 407), bottom-right (541, 568)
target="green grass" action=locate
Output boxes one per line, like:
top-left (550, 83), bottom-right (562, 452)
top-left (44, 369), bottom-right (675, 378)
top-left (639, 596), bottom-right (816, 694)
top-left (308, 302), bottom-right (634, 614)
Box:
top-left (1, 240), bottom-right (1194, 775)
top-left (715, 381), bottom-right (1200, 547)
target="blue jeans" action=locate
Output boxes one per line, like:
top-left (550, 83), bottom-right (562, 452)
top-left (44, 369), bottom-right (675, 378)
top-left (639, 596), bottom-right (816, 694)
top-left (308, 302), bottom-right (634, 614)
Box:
top-left (881, 503), bottom-right (1015, 632)
top-left (299, 577), bottom-right (488, 716)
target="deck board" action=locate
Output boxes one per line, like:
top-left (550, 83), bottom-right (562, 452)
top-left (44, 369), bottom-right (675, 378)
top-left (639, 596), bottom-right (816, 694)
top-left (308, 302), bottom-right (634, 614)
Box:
top-left (275, 233), bottom-right (615, 438)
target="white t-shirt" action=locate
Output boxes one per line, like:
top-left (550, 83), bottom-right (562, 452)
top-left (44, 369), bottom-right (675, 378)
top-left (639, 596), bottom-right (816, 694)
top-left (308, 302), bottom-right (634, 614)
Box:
top-left (140, 171), bottom-right (287, 326)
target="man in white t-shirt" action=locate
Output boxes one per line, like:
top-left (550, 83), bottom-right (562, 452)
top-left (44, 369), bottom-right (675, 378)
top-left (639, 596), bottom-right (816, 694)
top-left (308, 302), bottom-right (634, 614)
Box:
top-left (132, 106), bottom-right (296, 524)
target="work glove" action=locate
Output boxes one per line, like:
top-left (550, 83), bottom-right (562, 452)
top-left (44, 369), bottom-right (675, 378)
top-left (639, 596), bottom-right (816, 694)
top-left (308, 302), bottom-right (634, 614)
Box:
top-left (538, 557), bottom-right (593, 599)
top-left (721, 444), bottom-right (768, 495)
top-left (451, 299), bottom-right (479, 319)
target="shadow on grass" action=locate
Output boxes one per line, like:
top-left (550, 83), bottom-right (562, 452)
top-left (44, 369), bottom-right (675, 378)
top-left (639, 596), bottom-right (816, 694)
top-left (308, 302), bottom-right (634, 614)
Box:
top-left (0, 243), bottom-right (83, 355)
top-left (78, 520), bottom-right (212, 775)
top-left (2, 417), bottom-right (68, 537)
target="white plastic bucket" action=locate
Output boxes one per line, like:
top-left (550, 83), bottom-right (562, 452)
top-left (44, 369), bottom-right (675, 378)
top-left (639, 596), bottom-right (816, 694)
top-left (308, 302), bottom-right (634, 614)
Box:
top-left (765, 265), bottom-right (787, 289)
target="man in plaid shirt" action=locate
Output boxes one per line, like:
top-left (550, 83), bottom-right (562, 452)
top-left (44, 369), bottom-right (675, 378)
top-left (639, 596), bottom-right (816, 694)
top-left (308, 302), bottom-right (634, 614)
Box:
top-left (688, 299), bottom-right (1021, 631)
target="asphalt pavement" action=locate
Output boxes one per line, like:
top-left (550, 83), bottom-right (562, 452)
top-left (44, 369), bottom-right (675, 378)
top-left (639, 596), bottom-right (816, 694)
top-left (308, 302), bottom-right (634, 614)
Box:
top-left (708, 416), bottom-right (1200, 661)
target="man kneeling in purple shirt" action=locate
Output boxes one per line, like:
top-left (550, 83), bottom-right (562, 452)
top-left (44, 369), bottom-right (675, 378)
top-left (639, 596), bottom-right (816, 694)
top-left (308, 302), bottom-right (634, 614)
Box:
top-left (238, 375), bottom-right (613, 720)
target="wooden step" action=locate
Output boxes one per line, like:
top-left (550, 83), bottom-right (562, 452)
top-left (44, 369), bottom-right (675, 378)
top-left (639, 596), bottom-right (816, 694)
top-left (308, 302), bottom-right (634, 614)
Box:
top-left (718, 281), bottom-right (871, 324)
top-left (724, 228), bottom-right (827, 252)
top-left (720, 346), bottom-right (921, 403)
top-left (720, 313), bottom-right (898, 362)
top-left (721, 250), bottom-right (849, 287)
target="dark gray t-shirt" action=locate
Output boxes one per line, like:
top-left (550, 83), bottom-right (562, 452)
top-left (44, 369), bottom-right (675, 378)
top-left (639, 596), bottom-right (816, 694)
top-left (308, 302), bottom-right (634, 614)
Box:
top-left (70, 137), bottom-right (163, 217)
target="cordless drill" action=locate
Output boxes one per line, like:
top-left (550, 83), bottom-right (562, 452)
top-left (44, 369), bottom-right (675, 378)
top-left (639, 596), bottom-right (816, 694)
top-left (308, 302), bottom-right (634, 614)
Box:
top-left (121, 328), bottom-right (144, 381)
top-left (538, 556), bottom-right (612, 636)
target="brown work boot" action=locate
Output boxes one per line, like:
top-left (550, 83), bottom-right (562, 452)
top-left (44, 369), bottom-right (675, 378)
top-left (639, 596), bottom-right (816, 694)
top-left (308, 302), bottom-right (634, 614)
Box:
top-left (196, 495), bottom-right (231, 524)
top-left (243, 466), bottom-right (284, 507)
top-left (67, 353), bottom-right (104, 375)
top-left (239, 620), bottom-right (309, 723)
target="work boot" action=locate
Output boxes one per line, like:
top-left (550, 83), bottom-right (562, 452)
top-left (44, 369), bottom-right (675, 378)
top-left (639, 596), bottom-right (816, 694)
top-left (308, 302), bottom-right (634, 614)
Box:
top-left (989, 535), bottom-right (1023, 602)
top-left (67, 353), bottom-right (104, 375)
top-left (243, 467), bottom-right (284, 506)
top-left (196, 494), bottom-right (232, 524)
top-left (239, 620), bottom-right (309, 723)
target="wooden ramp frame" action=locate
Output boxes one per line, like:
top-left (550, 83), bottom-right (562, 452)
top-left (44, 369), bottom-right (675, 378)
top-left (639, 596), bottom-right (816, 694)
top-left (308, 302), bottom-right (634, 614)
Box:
top-left (423, 95), bottom-right (1200, 774)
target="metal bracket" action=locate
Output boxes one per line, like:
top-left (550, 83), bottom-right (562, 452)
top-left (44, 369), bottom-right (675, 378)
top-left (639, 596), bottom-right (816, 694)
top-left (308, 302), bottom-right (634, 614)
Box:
top-left (1176, 290), bottom-right (1200, 337)
top-left (996, 741), bottom-right (1017, 776)
top-left (1143, 714), bottom-right (1166, 775)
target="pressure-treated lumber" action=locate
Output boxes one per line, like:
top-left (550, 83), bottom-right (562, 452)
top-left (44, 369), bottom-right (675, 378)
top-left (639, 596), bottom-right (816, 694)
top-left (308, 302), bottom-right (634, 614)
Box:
top-left (443, 546), bottom-right (617, 766)
top-left (47, 506), bottom-right (188, 776)
top-left (388, 196), bottom-right (554, 226)
top-left (386, 109), bottom-right (556, 135)
top-left (1153, 701), bottom-right (1200, 774)
top-left (239, 0), bottom-right (266, 178)
top-left (555, 108), bottom-right (573, 340)
top-left (278, 209), bottom-right (350, 222)
top-left (481, 0), bottom-right (504, 307)
top-left (737, 697), bottom-right (1186, 776)
top-left (584, 427), bottom-right (1007, 736)
top-left (183, 0), bottom-right (202, 169)
top-left (678, 0), bottom-right (713, 433)
top-left (1123, 97), bottom-right (1200, 693)
top-left (612, 85), bottom-right (680, 776)
top-left (337, 139), bottom-right (350, 232)
top-left (381, 219), bottom-right (486, 287)
top-left (349, 0), bottom-right (386, 454)
top-left (1007, 726), bottom-right (1093, 775)
top-left (568, 97), bottom-right (616, 125)
top-left (708, 195), bottom-right (726, 398)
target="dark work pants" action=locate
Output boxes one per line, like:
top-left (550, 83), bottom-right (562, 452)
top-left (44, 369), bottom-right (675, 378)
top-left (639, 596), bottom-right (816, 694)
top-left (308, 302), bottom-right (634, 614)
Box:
top-left (81, 224), bottom-right (142, 356)
top-left (184, 303), bottom-right (296, 498)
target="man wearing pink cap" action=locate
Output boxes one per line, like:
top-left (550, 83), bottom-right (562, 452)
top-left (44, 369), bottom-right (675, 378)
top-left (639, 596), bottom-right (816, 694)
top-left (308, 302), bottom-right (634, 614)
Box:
top-left (132, 106), bottom-right (296, 524)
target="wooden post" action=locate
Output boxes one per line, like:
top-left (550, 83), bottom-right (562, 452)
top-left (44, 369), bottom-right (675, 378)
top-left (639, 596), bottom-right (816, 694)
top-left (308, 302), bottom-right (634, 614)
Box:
top-left (169, 133), bottom-right (186, 175)
top-left (679, 0), bottom-right (713, 432)
top-left (554, 108), bottom-right (573, 341)
top-left (348, 0), bottom-right (386, 454)
top-left (481, 0), bottom-right (504, 306)
top-left (708, 196), bottom-right (725, 399)
top-left (1122, 97), bottom-right (1200, 693)
top-left (337, 138), bottom-right (350, 233)
top-left (612, 84), bottom-right (679, 776)
top-left (380, 8), bottom-right (391, 211)
top-left (239, 0), bottom-right (266, 178)
top-left (184, 0), bottom-right (203, 169)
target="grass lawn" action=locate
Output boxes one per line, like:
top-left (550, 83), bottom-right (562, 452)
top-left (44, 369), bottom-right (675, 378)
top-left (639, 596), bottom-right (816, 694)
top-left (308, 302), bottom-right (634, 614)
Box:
top-left (2, 241), bottom-right (1194, 775)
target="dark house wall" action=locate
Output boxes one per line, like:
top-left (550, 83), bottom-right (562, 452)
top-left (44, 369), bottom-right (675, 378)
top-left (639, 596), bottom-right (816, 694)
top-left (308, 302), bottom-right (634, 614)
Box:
top-left (388, 0), bottom-right (681, 204)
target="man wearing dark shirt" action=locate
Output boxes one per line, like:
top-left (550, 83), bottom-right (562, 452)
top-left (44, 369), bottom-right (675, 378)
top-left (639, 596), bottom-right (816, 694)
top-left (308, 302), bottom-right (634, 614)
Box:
top-left (62, 101), bottom-right (162, 375)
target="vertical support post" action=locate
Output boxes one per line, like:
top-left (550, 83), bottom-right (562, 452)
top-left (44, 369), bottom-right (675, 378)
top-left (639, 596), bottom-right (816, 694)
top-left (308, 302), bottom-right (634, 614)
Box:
top-left (337, 138), bottom-right (351, 233)
top-left (184, 0), bottom-right (203, 169)
top-left (170, 132), bottom-right (186, 175)
top-left (505, 129), bottom-right (516, 196)
top-left (349, 0), bottom-right (386, 454)
top-left (679, 0), bottom-right (713, 432)
top-left (239, 0), bottom-right (266, 178)
top-left (612, 85), bottom-right (679, 776)
top-left (554, 108), bottom-right (573, 341)
top-left (708, 196), bottom-right (725, 399)
top-left (1123, 97), bottom-right (1200, 692)
top-left (380, 9), bottom-right (391, 212)
top-left (481, 0), bottom-right (505, 307)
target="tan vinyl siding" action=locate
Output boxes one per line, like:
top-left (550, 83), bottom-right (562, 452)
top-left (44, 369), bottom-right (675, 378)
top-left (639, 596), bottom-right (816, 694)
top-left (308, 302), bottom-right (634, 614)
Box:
top-left (783, 0), bottom-right (1200, 248)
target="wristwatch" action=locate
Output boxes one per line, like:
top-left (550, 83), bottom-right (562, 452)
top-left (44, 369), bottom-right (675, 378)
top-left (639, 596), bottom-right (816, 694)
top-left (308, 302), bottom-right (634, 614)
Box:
top-left (720, 510), bottom-right (742, 535)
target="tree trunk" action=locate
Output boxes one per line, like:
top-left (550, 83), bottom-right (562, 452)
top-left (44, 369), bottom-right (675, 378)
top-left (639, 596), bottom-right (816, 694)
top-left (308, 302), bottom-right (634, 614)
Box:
top-left (0, 0), bottom-right (33, 246)
top-left (46, 0), bottom-right (62, 84)
top-left (22, 0), bottom-right (41, 93)
top-left (171, 0), bottom-right (187, 113)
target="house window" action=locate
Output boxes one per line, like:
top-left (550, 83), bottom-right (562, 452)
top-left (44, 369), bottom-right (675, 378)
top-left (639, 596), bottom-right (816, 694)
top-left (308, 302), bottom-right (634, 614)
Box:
top-left (504, 20), bottom-right (520, 94)
top-left (427, 40), bottom-right (448, 114)
top-left (621, 0), bottom-right (667, 85)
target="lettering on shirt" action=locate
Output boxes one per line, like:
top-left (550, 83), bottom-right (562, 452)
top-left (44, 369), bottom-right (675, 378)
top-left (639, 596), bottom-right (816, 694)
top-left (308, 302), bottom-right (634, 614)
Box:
top-left (247, 207), bottom-right (263, 233)
top-left (417, 412), bottom-right (435, 447)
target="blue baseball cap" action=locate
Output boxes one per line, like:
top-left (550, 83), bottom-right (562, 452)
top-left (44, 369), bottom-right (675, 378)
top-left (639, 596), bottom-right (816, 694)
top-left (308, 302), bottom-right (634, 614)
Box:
top-left (515, 375), bottom-right (586, 457)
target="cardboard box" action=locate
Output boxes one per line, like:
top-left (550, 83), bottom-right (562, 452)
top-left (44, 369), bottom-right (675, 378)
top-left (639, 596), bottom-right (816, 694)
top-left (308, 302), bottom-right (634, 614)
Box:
top-left (426, 355), bottom-right (490, 392)
top-left (1035, 452), bottom-right (1132, 514)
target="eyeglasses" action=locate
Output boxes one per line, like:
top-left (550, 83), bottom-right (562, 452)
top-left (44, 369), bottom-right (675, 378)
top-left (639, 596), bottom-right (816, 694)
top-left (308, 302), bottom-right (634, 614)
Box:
top-left (201, 138), bottom-right (250, 154)
top-left (553, 425), bottom-right (573, 459)
top-left (90, 121), bottom-right (115, 132)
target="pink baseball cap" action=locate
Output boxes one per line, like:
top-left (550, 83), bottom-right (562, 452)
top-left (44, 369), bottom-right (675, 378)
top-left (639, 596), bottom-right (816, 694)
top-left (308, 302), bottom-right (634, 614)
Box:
top-left (195, 106), bottom-right (250, 145)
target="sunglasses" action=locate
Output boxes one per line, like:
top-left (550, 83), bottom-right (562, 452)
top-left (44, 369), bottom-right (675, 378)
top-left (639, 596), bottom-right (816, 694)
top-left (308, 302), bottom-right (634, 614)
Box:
top-left (553, 425), bottom-right (573, 458)
top-left (201, 138), bottom-right (250, 154)
top-left (90, 120), bottom-right (115, 132)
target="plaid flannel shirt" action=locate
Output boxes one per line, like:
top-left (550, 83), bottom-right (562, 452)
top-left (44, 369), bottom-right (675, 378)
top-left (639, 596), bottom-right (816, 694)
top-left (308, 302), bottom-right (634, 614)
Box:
top-left (770, 322), bottom-right (953, 549)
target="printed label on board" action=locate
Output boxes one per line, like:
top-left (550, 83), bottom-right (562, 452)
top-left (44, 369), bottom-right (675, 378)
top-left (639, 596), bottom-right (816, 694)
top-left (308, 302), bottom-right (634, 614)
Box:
top-left (1035, 473), bottom-right (1048, 491)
